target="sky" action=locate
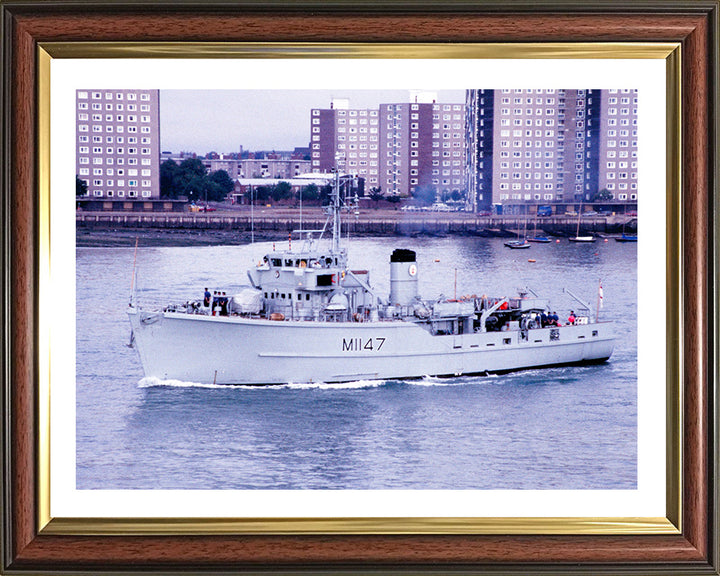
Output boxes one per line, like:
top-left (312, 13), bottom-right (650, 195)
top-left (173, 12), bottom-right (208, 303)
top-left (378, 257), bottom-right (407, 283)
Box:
top-left (159, 90), bottom-right (466, 154)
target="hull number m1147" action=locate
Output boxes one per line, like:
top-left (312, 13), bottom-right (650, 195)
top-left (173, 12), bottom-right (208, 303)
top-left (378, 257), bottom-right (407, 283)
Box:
top-left (342, 337), bottom-right (386, 352)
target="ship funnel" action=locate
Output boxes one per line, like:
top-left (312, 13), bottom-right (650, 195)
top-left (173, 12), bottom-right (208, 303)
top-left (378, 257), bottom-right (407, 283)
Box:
top-left (389, 249), bottom-right (418, 306)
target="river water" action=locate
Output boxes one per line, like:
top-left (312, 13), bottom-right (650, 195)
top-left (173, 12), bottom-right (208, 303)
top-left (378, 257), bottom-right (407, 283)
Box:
top-left (76, 235), bottom-right (637, 490)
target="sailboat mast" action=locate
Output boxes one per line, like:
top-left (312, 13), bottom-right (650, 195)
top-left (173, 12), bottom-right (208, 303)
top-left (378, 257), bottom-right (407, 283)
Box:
top-left (575, 204), bottom-right (581, 237)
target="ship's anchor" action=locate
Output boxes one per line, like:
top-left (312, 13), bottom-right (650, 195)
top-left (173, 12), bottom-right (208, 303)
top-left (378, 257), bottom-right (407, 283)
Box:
top-left (126, 329), bottom-right (135, 348)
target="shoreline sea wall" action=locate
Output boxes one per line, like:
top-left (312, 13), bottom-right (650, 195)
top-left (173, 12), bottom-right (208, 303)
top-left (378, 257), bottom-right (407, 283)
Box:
top-left (77, 212), bottom-right (636, 241)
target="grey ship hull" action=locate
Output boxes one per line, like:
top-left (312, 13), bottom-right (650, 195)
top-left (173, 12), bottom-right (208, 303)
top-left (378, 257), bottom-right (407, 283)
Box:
top-left (128, 309), bottom-right (614, 385)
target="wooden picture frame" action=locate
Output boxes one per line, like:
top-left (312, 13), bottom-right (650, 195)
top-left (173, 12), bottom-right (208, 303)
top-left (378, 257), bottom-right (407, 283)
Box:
top-left (2, 1), bottom-right (717, 573)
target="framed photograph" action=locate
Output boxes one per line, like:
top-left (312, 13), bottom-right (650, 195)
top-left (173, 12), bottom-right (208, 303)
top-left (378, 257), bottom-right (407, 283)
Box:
top-left (2, 1), bottom-right (717, 574)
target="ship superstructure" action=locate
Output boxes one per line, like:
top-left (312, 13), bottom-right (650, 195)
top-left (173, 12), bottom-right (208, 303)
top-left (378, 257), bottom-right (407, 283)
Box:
top-left (128, 172), bottom-right (615, 385)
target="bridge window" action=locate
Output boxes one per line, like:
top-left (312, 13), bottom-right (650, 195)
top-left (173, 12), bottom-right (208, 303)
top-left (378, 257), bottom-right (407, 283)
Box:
top-left (317, 274), bottom-right (333, 287)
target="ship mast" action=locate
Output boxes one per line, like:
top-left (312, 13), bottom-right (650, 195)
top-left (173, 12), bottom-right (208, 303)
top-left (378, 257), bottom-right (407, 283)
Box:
top-left (331, 167), bottom-right (341, 253)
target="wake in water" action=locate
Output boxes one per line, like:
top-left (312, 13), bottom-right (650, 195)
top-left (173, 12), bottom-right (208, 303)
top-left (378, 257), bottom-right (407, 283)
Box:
top-left (138, 376), bottom-right (389, 391)
top-left (138, 376), bottom-right (231, 389)
top-left (137, 375), bottom-right (492, 391)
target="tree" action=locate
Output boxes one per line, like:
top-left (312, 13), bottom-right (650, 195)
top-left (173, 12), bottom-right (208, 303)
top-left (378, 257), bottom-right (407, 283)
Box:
top-left (254, 185), bottom-right (272, 202)
top-left (368, 186), bottom-right (384, 206)
top-left (160, 159), bottom-right (180, 197)
top-left (592, 188), bottom-right (614, 202)
top-left (319, 184), bottom-right (333, 206)
top-left (271, 181), bottom-right (293, 202)
top-left (159, 159), bottom-right (233, 202)
top-left (300, 183), bottom-right (319, 202)
top-left (76, 175), bottom-right (88, 197)
top-left (385, 193), bottom-right (402, 209)
top-left (178, 158), bottom-right (208, 199)
top-left (207, 169), bottom-right (234, 201)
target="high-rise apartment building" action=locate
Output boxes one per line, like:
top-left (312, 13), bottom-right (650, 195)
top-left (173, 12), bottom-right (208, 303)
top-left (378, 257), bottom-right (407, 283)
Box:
top-left (465, 88), bottom-right (638, 213)
top-left (311, 96), bottom-right (466, 198)
top-left (378, 101), bottom-right (466, 197)
top-left (76, 89), bottom-right (161, 199)
top-left (596, 89), bottom-right (639, 202)
top-left (310, 99), bottom-right (380, 188)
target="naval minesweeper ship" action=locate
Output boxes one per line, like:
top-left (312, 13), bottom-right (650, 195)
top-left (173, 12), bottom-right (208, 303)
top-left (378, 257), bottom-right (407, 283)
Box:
top-left (127, 173), bottom-right (615, 385)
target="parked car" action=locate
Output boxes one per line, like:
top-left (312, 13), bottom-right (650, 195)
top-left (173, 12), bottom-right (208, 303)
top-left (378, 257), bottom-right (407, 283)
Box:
top-left (537, 205), bottom-right (553, 217)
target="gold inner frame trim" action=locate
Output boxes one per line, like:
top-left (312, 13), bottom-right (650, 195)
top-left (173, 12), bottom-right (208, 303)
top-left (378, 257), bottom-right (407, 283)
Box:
top-left (36, 41), bottom-right (683, 537)
top-left (40, 42), bottom-right (679, 60)
top-left (42, 516), bottom-right (678, 536)
top-left (37, 46), bottom-right (52, 533)
top-left (664, 44), bottom-right (682, 533)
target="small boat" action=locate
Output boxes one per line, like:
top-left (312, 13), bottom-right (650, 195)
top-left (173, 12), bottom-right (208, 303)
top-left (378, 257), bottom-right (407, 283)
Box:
top-left (528, 213), bottom-right (552, 243)
top-left (504, 240), bottom-right (531, 249)
top-left (505, 219), bottom-right (530, 249)
top-left (569, 202), bottom-right (595, 242)
top-left (615, 208), bottom-right (637, 242)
